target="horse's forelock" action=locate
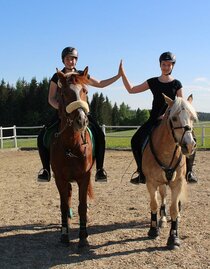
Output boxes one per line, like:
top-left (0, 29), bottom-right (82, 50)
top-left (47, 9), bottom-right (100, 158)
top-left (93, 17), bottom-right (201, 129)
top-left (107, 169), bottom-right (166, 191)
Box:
top-left (170, 97), bottom-right (198, 121)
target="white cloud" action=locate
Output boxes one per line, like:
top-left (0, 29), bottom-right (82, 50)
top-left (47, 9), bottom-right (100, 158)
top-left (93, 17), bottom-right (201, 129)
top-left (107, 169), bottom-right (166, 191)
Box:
top-left (193, 77), bottom-right (210, 85)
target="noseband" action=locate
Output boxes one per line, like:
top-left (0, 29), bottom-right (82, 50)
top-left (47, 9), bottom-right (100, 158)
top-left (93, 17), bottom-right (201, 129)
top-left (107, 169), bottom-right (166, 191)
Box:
top-left (55, 84), bottom-right (89, 137)
top-left (170, 119), bottom-right (192, 145)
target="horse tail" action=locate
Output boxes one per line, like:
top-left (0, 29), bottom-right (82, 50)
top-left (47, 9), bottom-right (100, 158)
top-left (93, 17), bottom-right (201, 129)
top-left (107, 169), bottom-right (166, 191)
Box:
top-left (88, 179), bottom-right (94, 200)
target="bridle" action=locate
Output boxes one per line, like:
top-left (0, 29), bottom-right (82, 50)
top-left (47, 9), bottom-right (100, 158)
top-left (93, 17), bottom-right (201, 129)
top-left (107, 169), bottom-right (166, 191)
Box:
top-left (55, 83), bottom-right (89, 138)
top-left (149, 108), bottom-right (193, 181)
top-left (169, 114), bottom-right (192, 146)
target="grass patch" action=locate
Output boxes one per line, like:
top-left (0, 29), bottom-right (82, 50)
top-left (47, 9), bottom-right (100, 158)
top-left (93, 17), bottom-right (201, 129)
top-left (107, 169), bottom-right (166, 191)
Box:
top-left (1, 125), bottom-right (210, 150)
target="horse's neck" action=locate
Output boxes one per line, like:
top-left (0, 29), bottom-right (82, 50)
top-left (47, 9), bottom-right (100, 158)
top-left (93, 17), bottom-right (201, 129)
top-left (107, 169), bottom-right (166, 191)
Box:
top-left (152, 119), bottom-right (180, 157)
top-left (60, 121), bottom-right (80, 146)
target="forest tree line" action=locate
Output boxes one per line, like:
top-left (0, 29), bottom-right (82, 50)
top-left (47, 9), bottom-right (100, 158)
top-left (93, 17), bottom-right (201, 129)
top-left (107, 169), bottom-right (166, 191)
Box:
top-left (0, 77), bottom-right (209, 129)
top-left (0, 77), bottom-right (150, 128)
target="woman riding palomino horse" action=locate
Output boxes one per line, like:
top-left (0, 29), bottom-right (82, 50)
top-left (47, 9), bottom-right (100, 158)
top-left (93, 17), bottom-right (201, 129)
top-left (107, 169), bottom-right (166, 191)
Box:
top-left (143, 94), bottom-right (197, 249)
top-left (120, 52), bottom-right (198, 184)
top-left (37, 46), bottom-right (121, 183)
top-left (51, 67), bottom-right (94, 248)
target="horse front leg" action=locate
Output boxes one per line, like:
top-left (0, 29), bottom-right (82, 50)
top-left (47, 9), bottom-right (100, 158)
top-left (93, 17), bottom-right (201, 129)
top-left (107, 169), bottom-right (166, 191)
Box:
top-left (147, 183), bottom-right (160, 238)
top-left (159, 184), bottom-right (167, 228)
top-left (78, 176), bottom-right (90, 248)
top-left (167, 183), bottom-right (182, 249)
top-left (55, 178), bottom-right (70, 245)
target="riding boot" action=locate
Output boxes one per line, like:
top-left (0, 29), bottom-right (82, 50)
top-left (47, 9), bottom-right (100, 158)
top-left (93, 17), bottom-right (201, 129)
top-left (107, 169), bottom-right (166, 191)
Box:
top-left (130, 150), bottom-right (146, 184)
top-left (186, 151), bottom-right (198, 183)
top-left (37, 128), bottom-right (51, 182)
top-left (88, 114), bottom-right (107, 182)
top-left (95, 133), bottom-right (107, 182)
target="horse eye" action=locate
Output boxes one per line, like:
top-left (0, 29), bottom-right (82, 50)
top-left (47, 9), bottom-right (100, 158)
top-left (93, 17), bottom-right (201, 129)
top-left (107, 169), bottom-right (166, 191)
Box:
top-left (83, 88), bottom-right (87, 94)
top-left (172, 116), bottom-right (177, 122)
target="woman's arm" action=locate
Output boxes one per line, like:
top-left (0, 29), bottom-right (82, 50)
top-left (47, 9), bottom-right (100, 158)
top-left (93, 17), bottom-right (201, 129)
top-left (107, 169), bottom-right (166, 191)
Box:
top-left (88, 61), bottom-right (121, 88)
top-left (120, 60), bottom-right (149, 94)
top-left (176, 88), bottom-right (183, 97)
top-left (48, 81), bottom-right (59, 109)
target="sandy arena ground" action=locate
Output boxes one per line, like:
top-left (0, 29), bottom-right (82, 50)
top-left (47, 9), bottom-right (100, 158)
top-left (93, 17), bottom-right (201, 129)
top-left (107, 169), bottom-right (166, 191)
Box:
top-left (0, 149), bottom-right (209, 269)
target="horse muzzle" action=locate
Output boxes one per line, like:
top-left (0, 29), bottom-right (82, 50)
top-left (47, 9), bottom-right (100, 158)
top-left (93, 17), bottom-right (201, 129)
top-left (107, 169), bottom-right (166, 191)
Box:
top-left (73, 109), bottom-right (88, 131)
top-left (181, 141), bottom-right (196, 156)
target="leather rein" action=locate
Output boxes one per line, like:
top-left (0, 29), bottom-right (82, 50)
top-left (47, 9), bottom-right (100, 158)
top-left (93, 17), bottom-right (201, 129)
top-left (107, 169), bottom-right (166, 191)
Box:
top-left (149, 115), bottom-right (192, 181)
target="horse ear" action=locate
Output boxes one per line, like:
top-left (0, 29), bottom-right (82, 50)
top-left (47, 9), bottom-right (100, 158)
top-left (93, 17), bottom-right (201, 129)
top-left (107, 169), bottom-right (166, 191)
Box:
top-left (56, 68), bottom-right (66, 87)
top-left (162, 93), bottom-right (173, 107)
top-left (187, 94), bottom-right (193, 104)
top-left (83, 66), bottom-right (89, 77)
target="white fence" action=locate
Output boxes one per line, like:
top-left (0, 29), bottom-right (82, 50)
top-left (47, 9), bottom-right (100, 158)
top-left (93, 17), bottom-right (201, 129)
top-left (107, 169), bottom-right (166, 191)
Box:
top-left (0, 125), bottom-right (43, 149)
top-left (0, 124), bottom-right (210, 149)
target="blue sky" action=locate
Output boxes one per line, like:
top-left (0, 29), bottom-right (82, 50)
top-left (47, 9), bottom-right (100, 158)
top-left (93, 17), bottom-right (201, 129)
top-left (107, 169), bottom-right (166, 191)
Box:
top-left (1, 0), bottom-right (210, 113)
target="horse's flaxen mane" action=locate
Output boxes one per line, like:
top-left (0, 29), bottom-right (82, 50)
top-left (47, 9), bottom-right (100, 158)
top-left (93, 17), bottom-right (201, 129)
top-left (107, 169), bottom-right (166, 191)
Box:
top-left (169, 97), bottom-right (198, 121)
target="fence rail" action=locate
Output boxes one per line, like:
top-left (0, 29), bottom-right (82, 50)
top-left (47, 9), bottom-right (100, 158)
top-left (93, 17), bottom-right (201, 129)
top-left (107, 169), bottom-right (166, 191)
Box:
top-left (0, 124), bottom-right (210, 149)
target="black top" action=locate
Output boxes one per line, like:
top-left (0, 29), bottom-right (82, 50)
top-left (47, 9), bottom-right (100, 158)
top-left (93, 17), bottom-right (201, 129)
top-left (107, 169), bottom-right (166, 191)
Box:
top-left (50, 68), bottom-right (90, 84)
top-left (147, 77), bottom-right (182, 120)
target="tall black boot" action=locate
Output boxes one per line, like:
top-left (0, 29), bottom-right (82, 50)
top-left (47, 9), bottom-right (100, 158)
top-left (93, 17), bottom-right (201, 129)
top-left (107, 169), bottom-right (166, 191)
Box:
top-left (186, 151), bottom-right (198, 183)
top-left (88, 115), bottom-right (107, 182)
top-left (94, 132), bottom-right (107, 182)
top-left (130, 150), bottom-right (146, 184)
top-left (37, 128), bottom-right (51, 182)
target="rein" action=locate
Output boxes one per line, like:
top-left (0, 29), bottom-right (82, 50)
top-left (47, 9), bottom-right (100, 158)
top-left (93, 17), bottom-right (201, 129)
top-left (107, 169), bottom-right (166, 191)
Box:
top-left (149, 136), bottom-right (182, 181)
top-left (170, 119), bottom-right (192, 144)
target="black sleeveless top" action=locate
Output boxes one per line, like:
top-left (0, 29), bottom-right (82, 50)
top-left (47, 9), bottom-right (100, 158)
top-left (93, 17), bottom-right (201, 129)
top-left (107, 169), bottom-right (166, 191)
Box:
top-left (147, 77), bottom-right (182, 120)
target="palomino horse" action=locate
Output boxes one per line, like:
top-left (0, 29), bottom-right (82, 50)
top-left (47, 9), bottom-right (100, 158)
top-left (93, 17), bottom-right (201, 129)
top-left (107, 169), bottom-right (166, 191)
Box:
top-left (50, 67), bottom-right (94, 248)
top-left (143, 94), bottom-right (197, 249)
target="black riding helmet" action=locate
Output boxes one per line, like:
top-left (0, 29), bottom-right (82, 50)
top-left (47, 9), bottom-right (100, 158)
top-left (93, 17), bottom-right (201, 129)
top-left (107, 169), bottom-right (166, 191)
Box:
top-left (61, 47), bottom-right (78, 62)
top-left (159, 52), bottom-right (176, 64)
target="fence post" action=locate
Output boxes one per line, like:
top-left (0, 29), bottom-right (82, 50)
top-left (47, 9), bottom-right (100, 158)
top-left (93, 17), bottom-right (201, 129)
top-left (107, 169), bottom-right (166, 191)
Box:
top-left (0, 126), bottom-right (3, 149)
top-left (102, 124), bottom-right (106, 136)
top-left (13, 125), bottom-right (18, 148)
top-left (201, 126), bottom-right (205, 147)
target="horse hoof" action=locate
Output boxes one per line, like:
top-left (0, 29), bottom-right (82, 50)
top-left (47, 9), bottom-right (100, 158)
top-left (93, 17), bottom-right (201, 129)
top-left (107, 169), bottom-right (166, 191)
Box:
top-left (78, 238), bottom-right (89, 249)
top-left (148, 227), bottom-right (160, 238)
top-left (167, 235), bottom-right (180, 250)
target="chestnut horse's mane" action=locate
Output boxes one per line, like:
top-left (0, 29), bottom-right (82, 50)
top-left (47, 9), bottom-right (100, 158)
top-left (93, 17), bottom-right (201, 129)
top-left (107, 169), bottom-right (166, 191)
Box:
top-left (57, 66), bottom-right (90, 88)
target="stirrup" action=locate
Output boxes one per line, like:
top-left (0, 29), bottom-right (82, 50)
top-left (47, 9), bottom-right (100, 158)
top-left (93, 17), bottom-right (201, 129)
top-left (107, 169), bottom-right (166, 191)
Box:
top-left (187, 171), bottom-right (198, 183)
top-left (130, 171), bottom-right (146, 184)
top-left (37, 168), bottom-right (51, 182)
top-left (95, 168), bottom-right (107, 182)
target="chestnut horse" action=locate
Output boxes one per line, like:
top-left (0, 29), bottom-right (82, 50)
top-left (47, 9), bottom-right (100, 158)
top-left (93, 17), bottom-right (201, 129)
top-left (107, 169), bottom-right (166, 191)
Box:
top-left (143, 94), bottom-right (197, 249)
top-left (50, 67), bottom-right (94, 248)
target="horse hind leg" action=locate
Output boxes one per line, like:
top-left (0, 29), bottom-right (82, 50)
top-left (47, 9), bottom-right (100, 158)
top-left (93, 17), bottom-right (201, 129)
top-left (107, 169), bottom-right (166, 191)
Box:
top-left (159, 185), bottom-right (168, 228)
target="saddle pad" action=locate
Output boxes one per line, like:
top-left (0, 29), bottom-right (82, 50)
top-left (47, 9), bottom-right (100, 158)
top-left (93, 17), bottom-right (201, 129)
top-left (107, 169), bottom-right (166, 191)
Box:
top-left (43, 123), bottom-right (95, 157)
top-left (43, 121), bottom-right (59, 149)
top-left (87, 127), bottom-right (95, 158)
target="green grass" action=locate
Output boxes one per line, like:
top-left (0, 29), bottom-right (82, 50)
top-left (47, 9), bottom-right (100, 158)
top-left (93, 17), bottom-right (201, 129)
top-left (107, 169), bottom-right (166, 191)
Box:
top-left (1, 124), bottom-right (210, 150)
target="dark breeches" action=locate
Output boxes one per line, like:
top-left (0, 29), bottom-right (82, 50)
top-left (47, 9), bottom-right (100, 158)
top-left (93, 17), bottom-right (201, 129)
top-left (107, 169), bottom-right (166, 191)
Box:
top-left (131, 119), bottom-right (154, 172)
top-left (88, 114), bottom-right (105, 170)
top-left (37, 127), bottom-right (50, 172)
